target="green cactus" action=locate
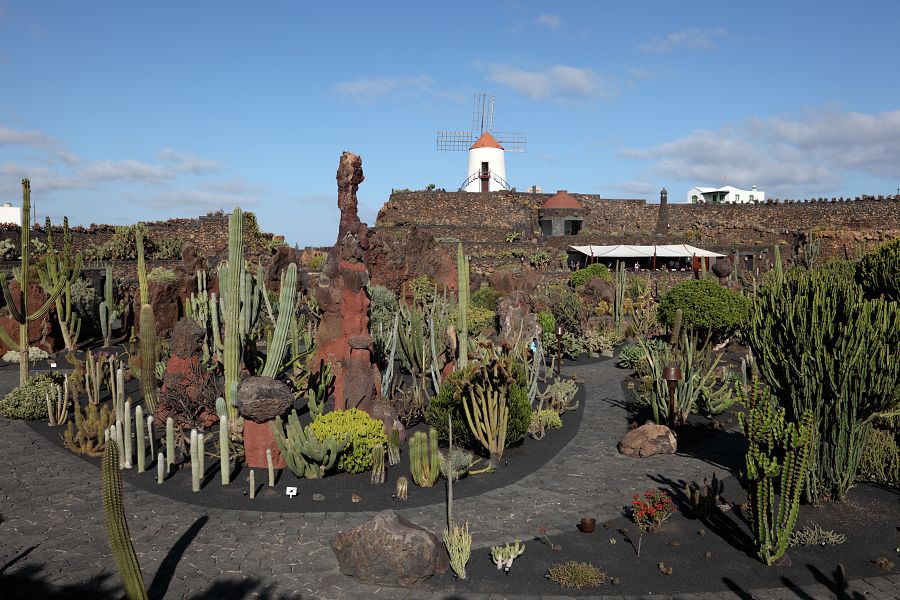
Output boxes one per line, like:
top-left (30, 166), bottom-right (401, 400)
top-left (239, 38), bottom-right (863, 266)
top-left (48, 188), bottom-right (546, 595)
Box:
top-left (272, 410), bottom-right (349, 478)
top-left (409, 428), bottom-right (440, 487)
top-left (395, 475), bottom-right (409, 500)
top-left (219, 413), bottom-right (230, 485)
top-left (136, 225), bottom-right (148, 306)
top-left (684, 471), bottom-right (724, 520)
top-left (190, 429), bottom-right (201, 492)
top-left (139, 304), bottom-right (158, 413)
top-left (38, 216), bottom-right (83, 351)
top-left (456, 242), bottom-right (469, 369)
top-left (462, 378), bottom-right (508, 467)
top-left (387, 427), bottom-right (401, 465)
top-left (64, 401), bottom-right (112, 456)
top-left (261, 262), bottom-right (297, 377)
top-left (102, 439), bottom-right (148, 600)
top-left (614, 261), bottom-right (626, 333)
top-left (99, 266), bottom-right (119, 347)
top-left (772, 244), bottom-right (783, 285)
top-left (370, 443), bottom-right (385, 484)
top-left (135, 405), bottom-right (145, 473)
top-left (46, 379), bottom-right (68, 426)
top-left (0, 179), bottom-right (66, 386)
top-left (165, 416), bottom-right (175, 472)
top-left (739, 381), bottom-right (814, 565)
top-left (490, 540), bottom-right (525, 572)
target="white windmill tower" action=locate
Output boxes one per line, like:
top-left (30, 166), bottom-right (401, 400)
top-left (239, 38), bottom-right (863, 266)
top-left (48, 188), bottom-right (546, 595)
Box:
top-left (436, 94), bottom-right (526, 192)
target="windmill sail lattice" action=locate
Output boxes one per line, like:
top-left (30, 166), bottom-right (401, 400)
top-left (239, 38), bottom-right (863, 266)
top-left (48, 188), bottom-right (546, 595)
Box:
top-left (436, 94), bottom-right (527, 152)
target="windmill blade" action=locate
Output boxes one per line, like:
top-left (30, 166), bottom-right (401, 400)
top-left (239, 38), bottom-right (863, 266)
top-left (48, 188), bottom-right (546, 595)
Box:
top-left (493, 131), bottom-right (527, 153)
top-left (436, 131), bottom-right (476, 151)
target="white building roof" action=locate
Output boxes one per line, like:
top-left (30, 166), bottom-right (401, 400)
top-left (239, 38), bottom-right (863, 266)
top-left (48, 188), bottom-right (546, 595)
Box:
top-left (569, 244), bottom-right (725, 258)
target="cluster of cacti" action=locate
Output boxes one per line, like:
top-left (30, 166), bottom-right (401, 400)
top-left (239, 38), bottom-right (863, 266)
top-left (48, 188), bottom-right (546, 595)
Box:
top-left (395, 475), bottom-right (408, 500)
top-left (409, 427), bottom-right (440, 487)
top-left (462, 377), bottom-right (508, 466)
top-left (747, 267), bottom-right (900, 502)
top-left (396, 293), bottom-right (449, 396)
top-left (490, 540), bottom-right (525, 572)
top-left (83, 350), bottom-right (105, 406)
top-left (99, 266), bottom-right (120, 348)
top-left (102, 439), bottom-right (149, 600)
top-left (443, 522), bottom-right (472, 580)
top-left (739, 381), bottom-right (814, 565)
top-left (456, 242), bottom-right (469, 369)
top-left (379, 311), bottom-right (400, 393)
top-left (797, 230), bottom-right (821, 269)
top-left (387, 428), bottom-right (401, 465)
top-left (684, 472), bottom-right (724, 520)
top-left (107, 357), bottom-right (125, 421)
top-left (535, 378), bottom-right (579, 414)
top-left (38, 216), bottom-right (83, 351)
top-left (273, 410), bottom-right (349, 478)
top-left (65, 401), bottom-right (112, 456)
top-left (260, 263), bottom-right (298, 377)
top-left (370, 443), bottom-right (385, 484)
top-left (0, 179), bottom-right (66, 386)
top-left (45, 379), bottom-right (69, 426)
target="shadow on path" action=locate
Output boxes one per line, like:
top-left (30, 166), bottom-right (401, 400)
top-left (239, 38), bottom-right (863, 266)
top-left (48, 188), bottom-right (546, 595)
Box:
top-left (148, 514), bottom-right (208, 599)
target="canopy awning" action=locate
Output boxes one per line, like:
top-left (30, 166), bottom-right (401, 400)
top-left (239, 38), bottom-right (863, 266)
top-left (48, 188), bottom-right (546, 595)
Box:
top-left (569, 244), bottom-right (725, 259)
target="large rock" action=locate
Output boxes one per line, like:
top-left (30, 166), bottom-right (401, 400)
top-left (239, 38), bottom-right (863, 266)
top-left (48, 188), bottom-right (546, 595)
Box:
top-left (584, 277), bottom-right (615, 305)
top-left (243, 419), bottom-right (286, 469)
top-left (0, 281), bottom-right (62, 354)
top-left (331, 510), bottom-right (449, 586)
top-left (237, 377), bottom-right (294, 423)
top-left (617, 423), bottom-right (677, 458)
top-left (168, 317), bottom-right (204, 358)
top-left (498, 292), bottom-right (540, 346)
top-left (146, 279), bottom-right (180, 336)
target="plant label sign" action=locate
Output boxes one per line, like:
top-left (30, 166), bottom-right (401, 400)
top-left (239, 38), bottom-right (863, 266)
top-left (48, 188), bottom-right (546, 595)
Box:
top-left (286, 486), bottom-right (297, 498)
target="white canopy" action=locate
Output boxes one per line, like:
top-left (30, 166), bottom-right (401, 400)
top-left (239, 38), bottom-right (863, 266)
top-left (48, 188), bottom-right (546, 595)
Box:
top-left (569, 244), bottom-right (725, 259)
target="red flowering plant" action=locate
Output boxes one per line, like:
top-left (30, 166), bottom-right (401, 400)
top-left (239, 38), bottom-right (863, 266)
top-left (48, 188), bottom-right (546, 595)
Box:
top-left (630, 488), bottom-right (676, 557)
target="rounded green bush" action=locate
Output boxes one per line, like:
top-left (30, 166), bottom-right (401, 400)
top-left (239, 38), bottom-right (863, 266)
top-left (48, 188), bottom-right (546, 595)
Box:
top-left (309, 408), bottom-right (386, 474)
top-left (856, 237), bottom-right (900, 301)
top-left (471, 284), bottom-right (503, 311)
top-left (0, 373), bottom-right (64, 420)
top-left (569, 263), bottom-right (611, 288)
top-left (657, 279), bottom-right (749, 338)
top-left (467, 306), bottom-right (496, 335)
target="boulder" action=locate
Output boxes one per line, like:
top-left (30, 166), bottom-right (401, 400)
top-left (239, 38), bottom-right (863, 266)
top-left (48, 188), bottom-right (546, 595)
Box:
top-left (243, 419), bottom-right (286, 469)
top-left (330, 510), bottom-right (449, 586)
top-left (584, 277), bottom-right (615, 305)
top-left (168, 317), bottom-right (204, 358)
top-left (498, 292), bottom-right (540, 346)
top-left (0, 281), bottom-right (62, 354)
top-left (237, 377), bottom-right (294, 423)
top-left (147, 279), bottom-right (180, 336)
top-left (617, 423), bottom-right (677, 458)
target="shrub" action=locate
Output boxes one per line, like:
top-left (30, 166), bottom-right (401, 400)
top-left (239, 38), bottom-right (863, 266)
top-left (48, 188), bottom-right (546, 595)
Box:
top-left (309, 408), bottom-right (387, 474)
top-left (545, 285), bottom-right (583, 334)
top-left (537, 311), bottom-right (556, 339)
top-left (82, 224), bottom-right (156, 261)
top-left (531, 408), bottom-right (562, 432)
top-left (467, 306), bottom-right (496, 336)
top-left (569, 263), bottom-right (611, 288)
top-left (547, 561), bottom-right (606, 589)
top-left (2, 347), bottom-right (49, 363)
top-left (0, 373), bottom-right (64, 420)
top-left (309, 253), bottom-right (327, 269)
top-left (0, 238), bottom-right (16, 260)
top-left (471, 284), bottom-right (503, 311)
top-left (147, 267), bottom-right (177, 283)
top-left (857, 427), bottom-right (900, 486)
top-left (409, 275), bottom-right (434, 304)
top-left (367, 284), bottom-right (397, 337)
top-left (153, 237), bottom-right (184, 260)
top-left (70, 277), bottom-right (101, 338)
top-left (657, 279), bottom-right (749, 338)
top-left (856, 237), bottom-right (900, 301)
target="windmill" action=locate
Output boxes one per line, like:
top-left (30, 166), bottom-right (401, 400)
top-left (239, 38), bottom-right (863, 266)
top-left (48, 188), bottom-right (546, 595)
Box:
top-left (436, 93), bottom-right (526, 192)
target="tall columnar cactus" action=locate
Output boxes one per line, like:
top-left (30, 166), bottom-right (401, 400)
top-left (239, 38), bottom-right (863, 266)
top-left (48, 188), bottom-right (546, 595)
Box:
top-left (139, 304), bottom-right (158, 413)
top-left (99, 265), bottom-right (119, 347)
top-left (219, 413), bottom-right (230, 485)
top-left (772, 244), bottom-right (783, 285)
top-left (165, 417), bottom-right (175, 472)
top-left (102, 439), bottom-right (149, 600)
top-left (261, 262), bottom-right (298, 377)
top-left (221, 207), bottom-right (244, 420)
top-left (136, 225), bottom-right (148, 307)
top-left (456, 243), bottom-right (469, 369)
top-left (190, 429), bottom-right (201, 492)
top-left (409, 428), bottom-right (440, 487)
top-left (462, 379), bottom-right (509, 467)
top-left (614, 261), bottom-right (626, 332)
top-left (38, 216), bottom-right (83, 351)
top-left (272, 410), bottom-right (349, 478)
top-left (370, 443), bottom-right (385, 484)
top-left (747, 268), bottom-right (900, 502)
top-left (135, 405), bottom-right (145, 473)
top-left (739, 382), bottom-right (813, 565)
top-left (0, 179), bottom-right (66, 386)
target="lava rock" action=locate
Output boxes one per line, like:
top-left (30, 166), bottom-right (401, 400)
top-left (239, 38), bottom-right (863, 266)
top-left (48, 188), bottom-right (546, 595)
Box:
top-left (243, 419), bottom-right (286, 469)
top-left (331, 510), bottom-right (449, 586)
top-left (617, 423), bottom-right (677, 458)
top-left (168, 317), bottom-right (205, 358)
top-left (237, 377), bottom-right (294, 423)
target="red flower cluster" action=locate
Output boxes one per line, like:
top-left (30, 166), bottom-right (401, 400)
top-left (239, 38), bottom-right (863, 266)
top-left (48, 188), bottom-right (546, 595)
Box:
top-left (631, 488), bottom-right (676, 533)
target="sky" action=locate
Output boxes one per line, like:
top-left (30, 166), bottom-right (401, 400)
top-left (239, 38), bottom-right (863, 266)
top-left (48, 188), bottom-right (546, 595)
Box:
top-left (1, 1), bottom-right (898, 246)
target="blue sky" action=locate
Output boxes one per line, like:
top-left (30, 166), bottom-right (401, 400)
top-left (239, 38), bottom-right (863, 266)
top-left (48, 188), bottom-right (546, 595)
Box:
top-left (1, 1), bottom-right (898, 246)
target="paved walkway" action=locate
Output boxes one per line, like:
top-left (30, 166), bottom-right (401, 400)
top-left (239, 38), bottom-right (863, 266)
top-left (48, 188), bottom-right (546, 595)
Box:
top-left (1, 360), bottom-right (898, 599)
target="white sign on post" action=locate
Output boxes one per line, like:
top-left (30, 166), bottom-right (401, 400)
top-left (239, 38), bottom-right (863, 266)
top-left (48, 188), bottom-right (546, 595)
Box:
top-left (286, 486), bottom-right (297, 498)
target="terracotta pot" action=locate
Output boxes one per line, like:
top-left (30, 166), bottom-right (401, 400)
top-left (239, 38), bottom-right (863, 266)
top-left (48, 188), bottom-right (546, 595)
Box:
top-left (579, 518), bottom-right (596, 533)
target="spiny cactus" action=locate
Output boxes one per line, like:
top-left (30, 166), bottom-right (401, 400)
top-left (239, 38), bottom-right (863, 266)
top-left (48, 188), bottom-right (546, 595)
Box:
top-left (272, 410), bottom-right (349, 478)
top-left (102, 439), bottom-right (148, 600)
top-left (614, 261), bottom-right (626, 333)
top-left (38, 216), bottom-right (83, 351)
top-left (190, 429), bottom-right (201, 492)
top-left (99, 265), bottom-right (119, 347)
top-left (45, 379), bottom-right (68, 426)
top-left (739, 381), bottom-right (814, 565)
top-left (684, 472), bottom-right (724, 520)
top-left (395, 475), bottom-right (409, 500)
top-left (456, 242), bottom-right (469, 369)
top-left (462, 379), bottom-right (508, 467)
top-left (261, 263), bottom-right (298, 377)
top-left (135, 405), bottom-right (145, 473)
top-left (370, 443), bottom-right (385, 484)
top-left (490, 540), bottom-right (525, 572)
top-left (409, 428), bottom-right (440, 487)
top-left (136, 225), bottom-right (148, 306)
top-left (387, 427), bottom-right (401, 466)
top-left (139, 304), bottom-right (158, 413)
top-left (64, 401), bottom-right (112, 456)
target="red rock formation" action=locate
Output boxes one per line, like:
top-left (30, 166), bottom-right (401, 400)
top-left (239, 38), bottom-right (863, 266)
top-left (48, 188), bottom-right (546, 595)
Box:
top-left (313, 152), bottom-right (382, 413)
top-left (0, 282), bottom-right (62, 354)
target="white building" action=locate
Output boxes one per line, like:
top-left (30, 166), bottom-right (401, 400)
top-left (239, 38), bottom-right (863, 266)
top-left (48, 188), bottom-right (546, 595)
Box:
top-left (463, 131), bottom-right (509, 193)
top-left (0, 203), bottom-right (20, 226)
top-left (687, 185), bottom-right (765, 204)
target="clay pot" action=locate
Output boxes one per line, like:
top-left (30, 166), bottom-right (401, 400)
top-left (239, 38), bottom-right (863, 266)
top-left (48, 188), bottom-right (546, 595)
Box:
top-left (579, 518), bottom-right (596, 533)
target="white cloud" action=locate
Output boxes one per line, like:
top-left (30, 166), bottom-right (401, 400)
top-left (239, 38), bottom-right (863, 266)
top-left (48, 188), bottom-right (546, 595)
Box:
top-left (621, 108), bottom-right (900, 193)
top-left (158, 148), bottom-right (219, 174)
top-left (535, 14), bottom-right (562, 30)
top-left (638, 28), bottom-right (727, 53)
top-left (78, 159), bottom-right (174, 184)
top-left (485, 63), bottom-right (614, 101)
top-left (0, 125), bottom-right (62, 150)
top-left (610, 180), bottom-right (660, 196)
top-left (333, 74), bottom-right (462, 105)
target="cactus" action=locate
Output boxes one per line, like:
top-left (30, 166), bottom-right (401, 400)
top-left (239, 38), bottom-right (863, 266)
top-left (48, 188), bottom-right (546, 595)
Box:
top-left (370, 443), bottom-right (385, 484)
top-left (456, 243), bottom-right (469, 369)
top-left (136, 225), bottom-right (149, 306)
top-left (461, 379), bottom-right (508, 466)
top-left (614, 261), bottom-right (626, 333)
top-left (190, 429), bottom-right (201, 492)
top-left (272, 410), bottom-right (349, 478)
top-left (684, 472), bottom-right (724, 520)
top-left (387, 427), bottom-right (401, 466)
top-left (83, 350), bottom-right (104, 406)
top-left (135, 405), bottom-right (145, 473)
top-left (38, 216), bottom-right (83, 351)
top-left (99, 266), bottom-right (120, 347)
top-left (0, 180), bottom-right (66, 386)
top-left (157, 453), bottom-right (164, 484)
top-left (409, 428), bottom-right (440, 487)
top-left (490, 540), bottom-right (525, 572)
top-left (139, 304), bottom-right (158, 413)
top-left (219, 414), bottom-right (230, 485)
top-left (122, 400), bottom-right (133, 469)
top-left (443, 522), bottom-right (472, 580)
top-left (266, 449), bottom-right (275, 487)
top-left (249, 469), bottom-right (256, 499)
top-left (261, 263), bottom-right (298, 377)
top-left (219, 207), bottom-right (253, 420)
top-left (115, 421), bottom-right (125, 469)
top-left (739, 382), bottom-right (813, 565)
top-left (395, 475), bottom-right (409, 500)
top-left (146, 415), bottom-right (154, 458)
top-left (107, 358), bottom-right (125, 419)
top-left (64, 401), bottom-right (112, 456)
top-left (772, 244), bottom-right (783, 285)
top-left (46, 379), bottom-right (68, 426)
top-left (102, 439), bottom-right (149, 600)
top-left (165, 417), bottom-right (175, 472)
